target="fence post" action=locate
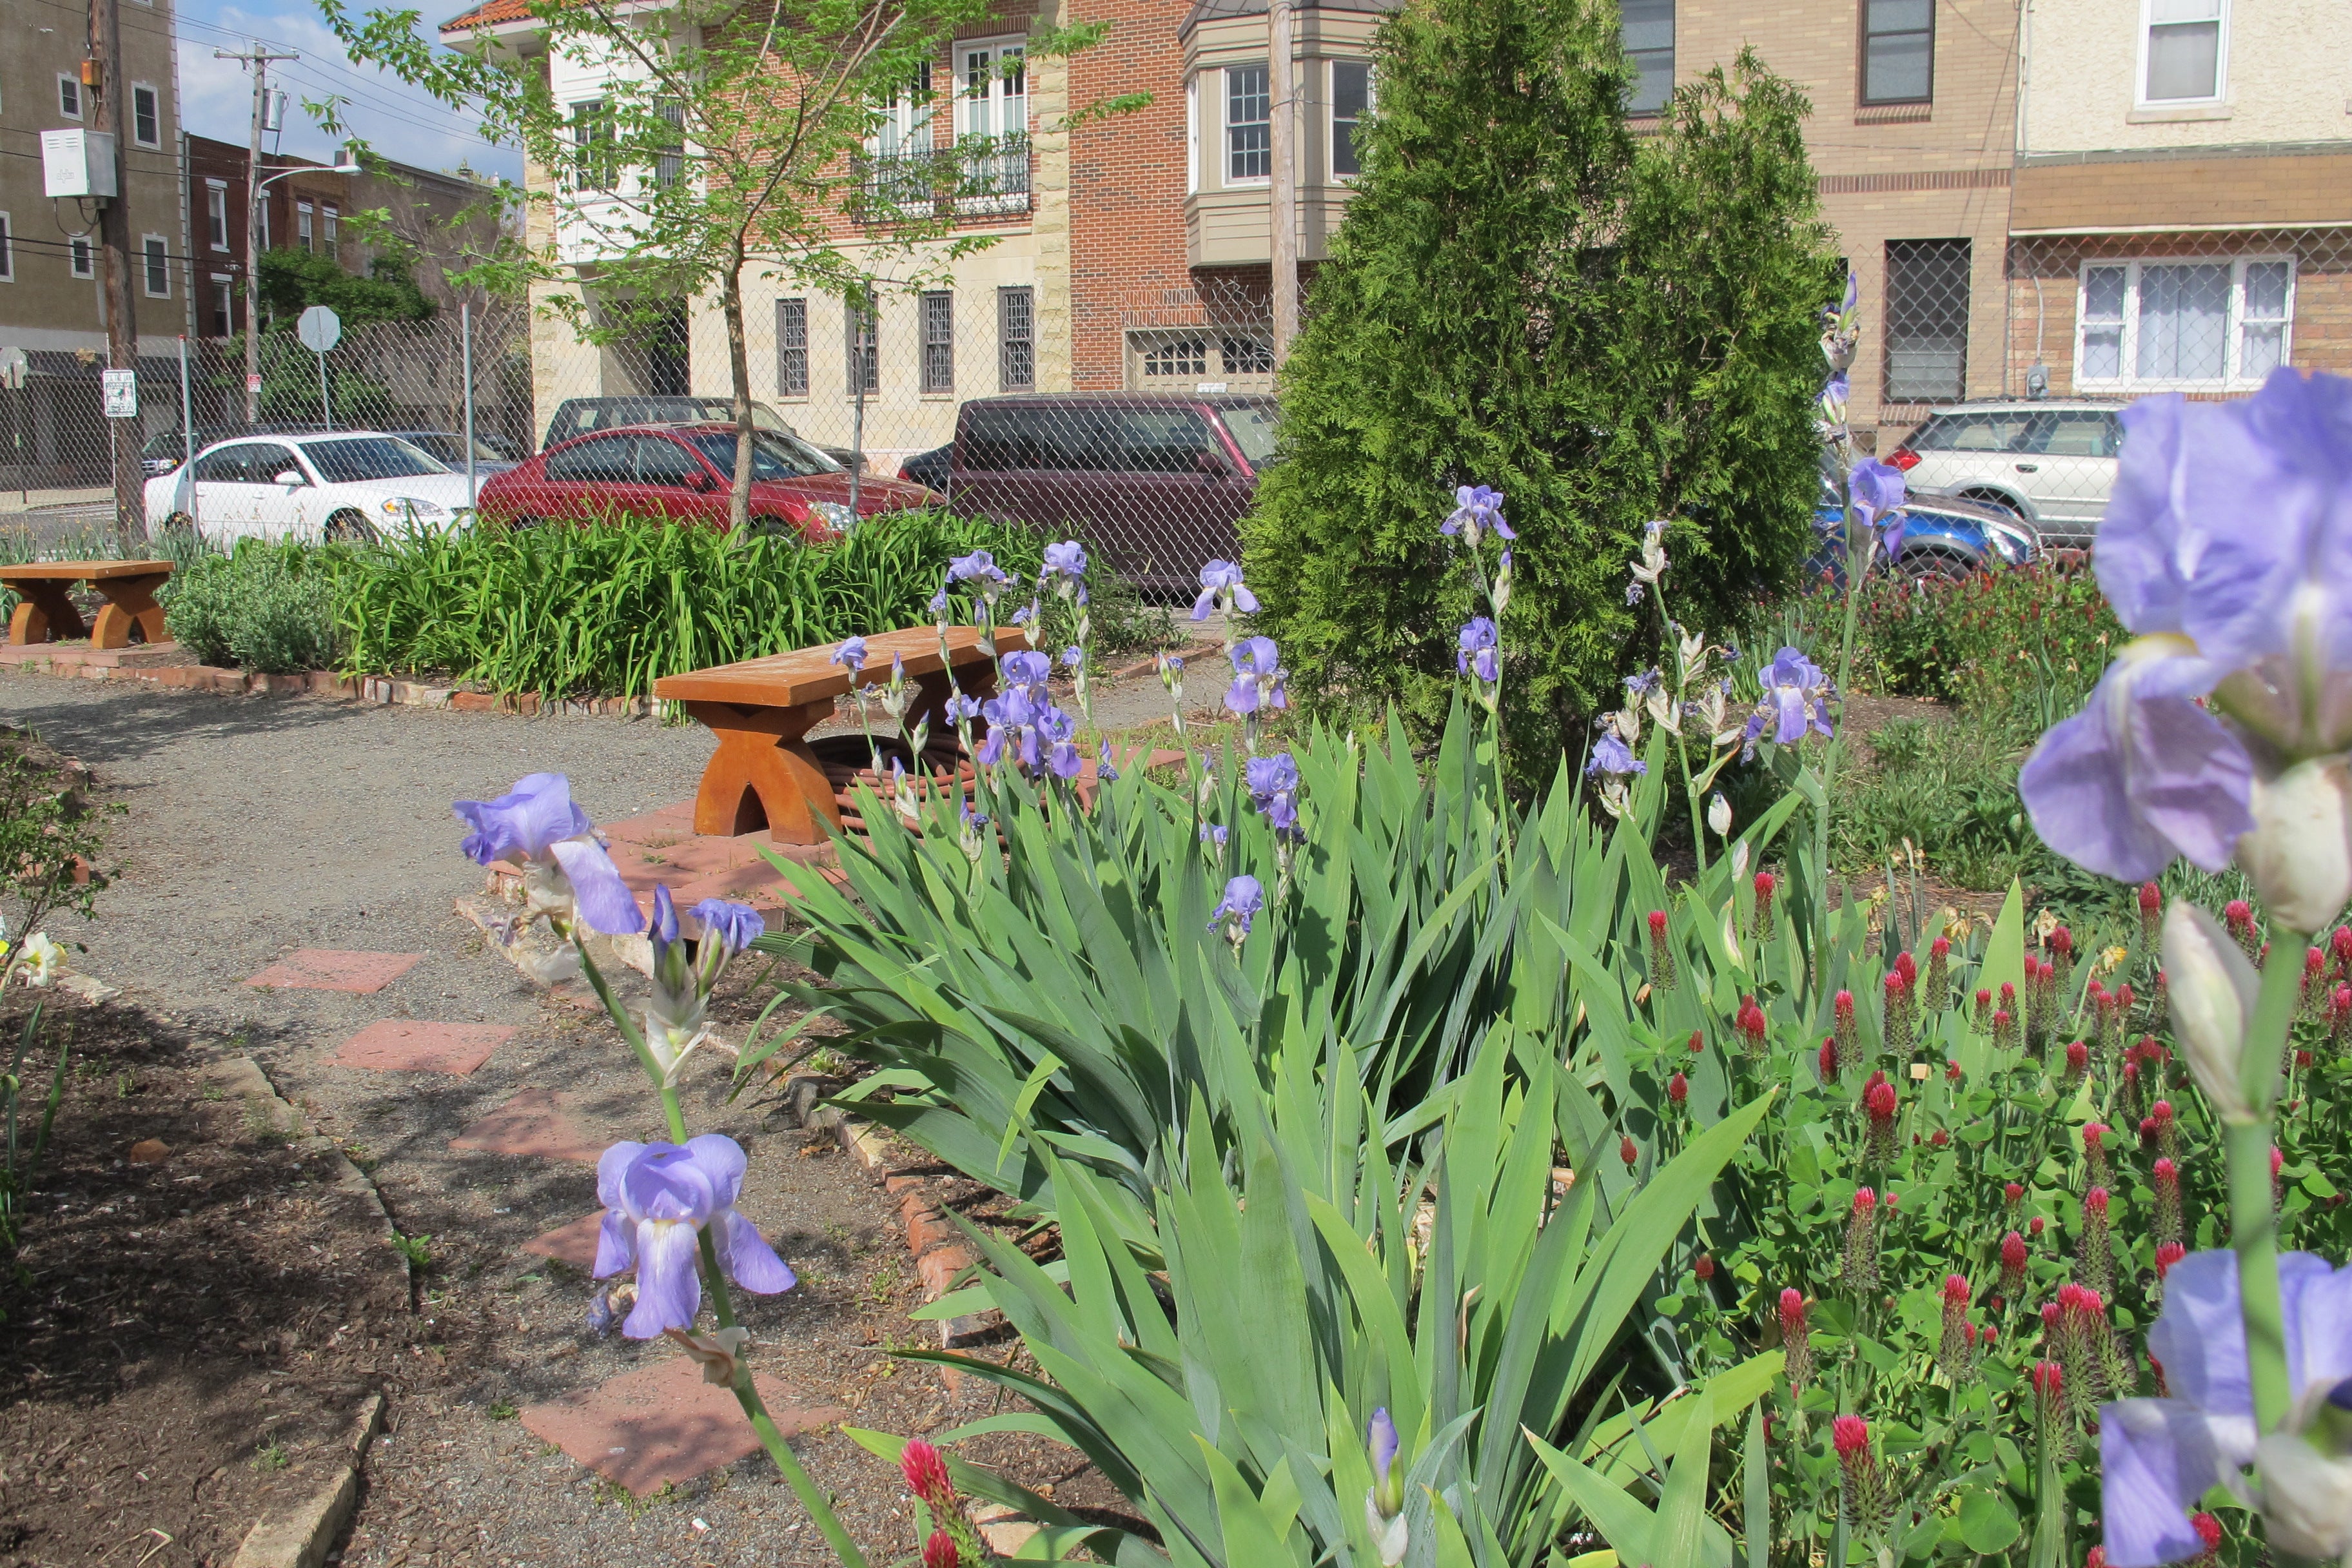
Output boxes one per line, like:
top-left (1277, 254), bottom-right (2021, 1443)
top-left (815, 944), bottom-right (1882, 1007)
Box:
top-left (462, 302), bottom-right (477, 507)
top-left (178, 334), bottom-right (199, 534)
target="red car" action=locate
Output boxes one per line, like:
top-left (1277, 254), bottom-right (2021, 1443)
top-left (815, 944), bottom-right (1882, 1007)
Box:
top-left (475, 422), bottom-right (936, 539)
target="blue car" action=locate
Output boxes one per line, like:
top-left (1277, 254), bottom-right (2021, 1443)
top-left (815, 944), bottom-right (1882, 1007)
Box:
top-left (1806, 456), bottom-right (2040, 585)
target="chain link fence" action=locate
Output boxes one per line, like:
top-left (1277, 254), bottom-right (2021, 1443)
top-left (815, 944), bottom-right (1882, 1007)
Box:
top-left (1868, 223), bottom-right (2352, 547)
top-left (3, 272), bottom-right (1280, 591)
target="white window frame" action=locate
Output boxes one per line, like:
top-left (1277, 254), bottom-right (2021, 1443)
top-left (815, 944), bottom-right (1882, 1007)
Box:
top-left (297, 201), bottom-right (315, 252)
top-left (1224, 63), bottom-right (1271, 188)
top-left (1184, 74), bottom-right (1199, 196)
top-left (322, 204), bottom-right (338, 251)
top-left (206, 180), bottom-right (230, 250)
top-left (870, 63), bottom-right (933, 161)
top-left (131, 82), bottom-right (161, 146)
top-left (1330, 59), bottom-right (1372, 183)
top-left (210, 273), bottom-right (235, 337)
top-left (70, 236), bottom-right (94, 278)
top-left (2072, 254), bottom-right (2293, 393)
top-left (141, 234), bottom-right (171, 298)
top-left (2136, 0), bottom-right (2228, 107)
top-left (58, 74), bottom-right (83, 120)
top-left (0, 213), bottom-right (14, 282)
top-left (954, 38), bottom-right (1027, 214)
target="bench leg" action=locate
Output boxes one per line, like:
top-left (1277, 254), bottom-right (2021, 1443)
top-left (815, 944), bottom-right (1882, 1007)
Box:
top-left (684, 700), bottom-right (843, 842)
top-left (6, 583), bottom-right (86, 646)
top-left (90, 573), bottom-right (170, 651)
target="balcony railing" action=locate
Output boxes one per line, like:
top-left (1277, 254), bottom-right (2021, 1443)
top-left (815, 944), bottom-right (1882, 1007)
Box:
top-left (858, 135), bottom-right (1032, 222)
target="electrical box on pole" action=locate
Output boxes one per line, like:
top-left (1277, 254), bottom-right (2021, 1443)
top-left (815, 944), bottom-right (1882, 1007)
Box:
top-left (40, 130), bottom-right (119, 199)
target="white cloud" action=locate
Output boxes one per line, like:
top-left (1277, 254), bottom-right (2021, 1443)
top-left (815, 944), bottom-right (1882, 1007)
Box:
top-left (175, 0), bottom-right (522, 182)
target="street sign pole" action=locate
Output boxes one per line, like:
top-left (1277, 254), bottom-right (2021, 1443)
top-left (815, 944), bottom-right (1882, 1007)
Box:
top-left (297, 304), bottom-right (341, 433)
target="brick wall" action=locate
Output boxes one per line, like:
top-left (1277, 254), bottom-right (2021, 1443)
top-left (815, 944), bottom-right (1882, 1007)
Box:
top-left (1064, 0), bottom-right (1195, 387)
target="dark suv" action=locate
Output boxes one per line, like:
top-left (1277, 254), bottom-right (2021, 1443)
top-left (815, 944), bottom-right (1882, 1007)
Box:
top-left (940, 394), bottom-right (1278, 587)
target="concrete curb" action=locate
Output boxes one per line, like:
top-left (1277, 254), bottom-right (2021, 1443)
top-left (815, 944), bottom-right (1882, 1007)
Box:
top-left (228, 1394), bottom-right (386, 1568)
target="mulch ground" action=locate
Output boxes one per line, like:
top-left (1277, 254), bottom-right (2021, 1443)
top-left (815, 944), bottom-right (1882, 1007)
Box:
top-left (0, 997), bottom-right (492, 1568)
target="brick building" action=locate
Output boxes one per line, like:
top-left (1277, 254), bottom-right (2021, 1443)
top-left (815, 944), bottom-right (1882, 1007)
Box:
top-left (2008, 0), bottom-right (2352, 404)
top-left (447, 0), bottom-right (2352, 469)
top-left (184, 133), bottom-right (501, 341)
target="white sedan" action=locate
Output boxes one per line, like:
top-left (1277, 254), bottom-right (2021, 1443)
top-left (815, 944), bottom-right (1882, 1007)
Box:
top-left (145, 431), bottom-right (476, 543)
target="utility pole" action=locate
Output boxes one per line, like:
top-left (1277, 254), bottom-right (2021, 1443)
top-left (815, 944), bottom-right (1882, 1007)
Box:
top-left (217, 43), bottom-right (298, 425)
top-left (1268, 0), bottom-right (1298, 365)
top-left (86, 0), bottom-right (143, 545)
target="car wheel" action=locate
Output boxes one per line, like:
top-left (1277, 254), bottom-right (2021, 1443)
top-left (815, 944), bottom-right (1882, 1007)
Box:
top-left (1955, 487), bottom-right (2024, 520)
top-left (323, 509), bottom-right (382, 545)
top-left (1900, 544), bottom-right (1976, 583)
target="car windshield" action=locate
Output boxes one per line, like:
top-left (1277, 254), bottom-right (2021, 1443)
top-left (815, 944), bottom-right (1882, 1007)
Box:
top-left (300, 436), bottom-right (449, 482)
top-left (684, 430), bottom-right (842, 479)
top-left (399, 433), bottom-right (505, 464)
top-left (1219, 403), bottom-right (1279, 466)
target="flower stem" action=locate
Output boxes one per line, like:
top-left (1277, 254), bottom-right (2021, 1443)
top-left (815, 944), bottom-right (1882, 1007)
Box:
top-left (2228, 933), bottom-right (2302, 1433)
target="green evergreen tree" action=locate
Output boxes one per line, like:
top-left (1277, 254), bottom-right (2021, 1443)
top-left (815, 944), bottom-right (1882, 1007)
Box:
top-left (1242, 0), bottom-right (1836, 767)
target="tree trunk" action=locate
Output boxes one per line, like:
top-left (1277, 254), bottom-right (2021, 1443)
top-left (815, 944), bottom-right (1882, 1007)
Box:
top-left (723, 243), bottom-right (754, 534)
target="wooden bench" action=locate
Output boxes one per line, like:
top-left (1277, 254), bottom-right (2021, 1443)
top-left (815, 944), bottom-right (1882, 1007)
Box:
top-left (1, 560), bottom-right (173, 650)
top-left (651, 625), bottom-right (1031, 842)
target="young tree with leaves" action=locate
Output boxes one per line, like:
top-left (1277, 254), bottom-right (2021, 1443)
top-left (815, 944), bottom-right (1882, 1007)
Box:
top-left (322, 0), bottom-right (1130, 530)
top-left (1242, 0), bottom-right (1835, 767)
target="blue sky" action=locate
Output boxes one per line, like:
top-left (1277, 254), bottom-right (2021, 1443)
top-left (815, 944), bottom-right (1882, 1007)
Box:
top-left (173, 0), bottom-right (524, 182)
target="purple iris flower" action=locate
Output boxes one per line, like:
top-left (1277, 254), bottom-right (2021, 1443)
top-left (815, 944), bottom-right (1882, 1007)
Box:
top-left (1848, 460), bottom-right (1909, 554)
top-left (1457, 617), bottom-right (1500, 683)
top-left (2101, 1248), bottom-right (2352, 1565)
top-left (1038, 706), bottom-right (1083, 781)
top-left (1224, 636), bottom-right (1288, 716)
top-left (1370, 1407), bottom-right (1398, 1489)
top-left (593, 1135), bottom-right (796, 1339)
top-left (2018, 370), bottom-right (2352, 892)
top-left (948, 550), bottom-right (1009, 588)
top-left (1191, 560), bottom-right (1260, 620)
top-left (928, 584), bottom-right (950, 618)
top-left (944, 692), bottom-right (986, 724)
top-left (691, 898), bottom-right (764, 955)
top-left (1001, 650), bottom-right (1053, 691)
top-left (452, 773), bottom-right (642, 936)
top-left (1741, 647), bottom-right (1835, 761)
top-left (1096, 741), bottom-right (1120, 783)
top-left (1200, 823), bottom-right (1228, 850)
top-left (1041, 541), bottom-right (1088, 603)
top-left (831, 636), bottom-right (868, 675)
top-left (1210, 874), bottom-right (1265, 938)
top-left (1587, 731), bottom-right (1647, 778)
top-left (1366, 1407), bottom-right (1407, 1562)
top-left (1061, 646), bottom-right (1084, 669)
top-left (1246, 751), bottom-right (1302, 836)
top-left (1443, 485), bottom-right (1514, 541)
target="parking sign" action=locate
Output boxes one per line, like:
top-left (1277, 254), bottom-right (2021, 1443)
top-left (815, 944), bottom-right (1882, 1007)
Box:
top-left (103, 369), bottom-right (138, 419)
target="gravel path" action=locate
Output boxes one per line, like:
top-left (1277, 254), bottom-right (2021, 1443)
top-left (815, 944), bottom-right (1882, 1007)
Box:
top-left (0, 674), bottom-right (1040, 1567)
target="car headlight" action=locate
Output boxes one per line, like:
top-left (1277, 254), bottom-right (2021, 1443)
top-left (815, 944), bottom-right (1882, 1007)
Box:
top-left (809, 502), bottom-right (855, 534)
top-left (381, 496), bottom-right (449, 519)
top-left (1986, 520), bottom-right (2035, 564)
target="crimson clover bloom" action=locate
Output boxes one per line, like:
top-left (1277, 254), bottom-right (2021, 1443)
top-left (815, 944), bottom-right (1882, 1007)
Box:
top-left (1849, 459), bottom-right (1910, 556)
top-left (2018, 370), bottom-right (2352, 925)
top-left (453, 772), bottom-right (642, 937)
top-left (1741, 647), bottom-right (1836, 761)
top-left (1442, 484), bottom-right (1514, 542)
top-left (593, 1135), bottom-right (796, 1338)
top-left (2101, 1248), bottom-right (2352, 1564)
top-left (1457, 616), bottom-right (1500, 683)
top-left (1224, 636), bottom-right (1288, 716)
top-left (1191, 559), bottom-right (1260, 620)
top-left (831, 636), bottom-right (868, 675)
top-left (1210, 874), bottom-right (1264, 941)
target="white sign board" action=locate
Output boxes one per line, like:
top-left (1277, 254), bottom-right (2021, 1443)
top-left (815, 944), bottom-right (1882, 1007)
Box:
top-left (0, 348), bottom-right (27, 393)
top-left (40, 130), bottom-right (117, 199)
top-left (102, 369), bottom-right (138, 420)
top-left (297, 306), bottom-right (342, 354)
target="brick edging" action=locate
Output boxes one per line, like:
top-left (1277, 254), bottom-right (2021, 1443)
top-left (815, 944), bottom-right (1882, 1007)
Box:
top-left (778, 1074), bottom-right (999, 1350)
top-left (6, 647), bottom-right (652, 716)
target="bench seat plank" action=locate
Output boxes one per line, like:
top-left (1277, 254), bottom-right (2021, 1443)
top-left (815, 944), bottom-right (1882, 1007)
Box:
top-left (653, 625), bottom-right (1028, 841)
top-left (0, 559), bottom-right (177, 582)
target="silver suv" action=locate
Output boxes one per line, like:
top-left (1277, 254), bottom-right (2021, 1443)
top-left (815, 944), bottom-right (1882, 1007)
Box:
top-left (1885, 400), bottom-right (2125, 546)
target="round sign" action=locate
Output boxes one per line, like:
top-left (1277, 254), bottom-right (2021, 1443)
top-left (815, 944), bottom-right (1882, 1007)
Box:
top-left (297, 305), bottom-right (342, 354)
top-left (0, 346), bottom-right (28, 392)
